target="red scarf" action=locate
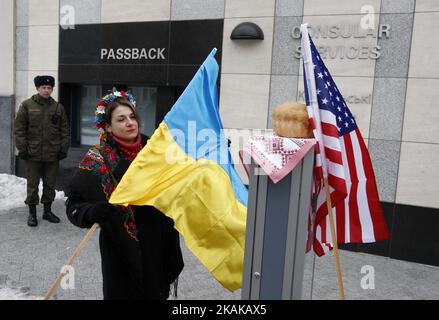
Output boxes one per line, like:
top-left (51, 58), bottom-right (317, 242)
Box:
top-left (109, 133), bottom-right (142, 161)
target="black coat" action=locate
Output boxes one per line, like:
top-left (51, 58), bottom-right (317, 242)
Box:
top-left (65, 135), bottom-right (184, 300)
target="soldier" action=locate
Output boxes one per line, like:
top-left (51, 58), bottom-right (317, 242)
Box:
top-left (14, 75), bottom-right (70, 227)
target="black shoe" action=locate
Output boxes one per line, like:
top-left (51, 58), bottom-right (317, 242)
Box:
top-left (27, 205), bottom-right (38, 227)
top-left (42, 203), bottom-right (60, 223)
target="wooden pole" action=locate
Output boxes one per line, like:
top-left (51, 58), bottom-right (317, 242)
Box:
top-left (323, 178), bottom-right (346, 300)
top-left (44, 223), bottom-right (99, 300)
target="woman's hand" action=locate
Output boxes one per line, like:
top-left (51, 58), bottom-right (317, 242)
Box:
top-left (86, 202), bottom-right (118, 225)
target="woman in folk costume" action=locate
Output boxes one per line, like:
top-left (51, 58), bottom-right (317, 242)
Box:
top-left (65, 90), bottom-right (184, 300)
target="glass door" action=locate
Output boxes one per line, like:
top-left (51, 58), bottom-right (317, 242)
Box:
top-left (79, 85), bottom-right (101, 146)
top-left (129, 86), bottom-right (157, 137)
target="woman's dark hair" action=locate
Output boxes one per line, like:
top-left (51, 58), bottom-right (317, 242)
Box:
top-left (103, 97), bottom-right (141, 128)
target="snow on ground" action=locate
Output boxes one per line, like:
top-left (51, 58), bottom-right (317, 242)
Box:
top-left (0, 174), bottom-right (66, 213)
top-left (0, 287), bottom-right (43, 300)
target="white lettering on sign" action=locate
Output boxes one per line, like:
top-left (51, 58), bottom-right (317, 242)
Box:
top-left (294, 44), bottom-right (381, 60)
top-left (291, 24), bottom-right (391, 40)
top-left (291, 24), bottom-right (391, 60)
top-left (100, 48), bottom-right (166, 60)
top-left (101, 48), bottom-right (108, 59)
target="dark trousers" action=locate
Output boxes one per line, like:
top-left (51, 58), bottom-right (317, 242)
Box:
top-left (24, 160), bottom-right (59, 205)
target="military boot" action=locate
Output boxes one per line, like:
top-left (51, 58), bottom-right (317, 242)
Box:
top-left (42, 202), bottom-right (60, 223)
top-left (27, 205), bottom-right (38, 227)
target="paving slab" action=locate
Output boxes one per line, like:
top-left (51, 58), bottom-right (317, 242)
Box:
top-left (1, 199), bottom-right (438, 300)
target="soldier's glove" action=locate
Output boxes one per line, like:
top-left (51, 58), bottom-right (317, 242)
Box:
top-left (58, 152), bottom-right (67, 160)
top-left (86, 202), bottom-right (119, 225)
top-left (18, 151), bottom-right (29, 160)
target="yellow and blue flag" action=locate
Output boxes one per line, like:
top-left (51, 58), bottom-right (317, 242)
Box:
top-left (109, 48), bottom-right (248, 292)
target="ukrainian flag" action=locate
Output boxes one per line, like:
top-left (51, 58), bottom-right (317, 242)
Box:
top-left (109, 48), bottom-right (248, 292)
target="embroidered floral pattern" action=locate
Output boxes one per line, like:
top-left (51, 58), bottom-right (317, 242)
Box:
top-left (78, 134), bottom-right (139, 241)
top-left (95, 89), bottom-right (136, 135)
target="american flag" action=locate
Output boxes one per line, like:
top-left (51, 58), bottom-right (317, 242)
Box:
top-left (301, 25), bottom-right (390, 256)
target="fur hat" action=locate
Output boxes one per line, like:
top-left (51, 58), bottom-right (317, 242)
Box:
top-left (34, 75), bottom-right (55, 87)
top-left (272, 101), bottom-right (313, 138)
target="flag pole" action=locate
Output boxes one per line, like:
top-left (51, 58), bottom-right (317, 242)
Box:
top-left (44, 223), bottom-right (99, 300)
top-left (323, 178), bottom-right (346, 300)
top-left (301, 23), bottom-right (346, 300)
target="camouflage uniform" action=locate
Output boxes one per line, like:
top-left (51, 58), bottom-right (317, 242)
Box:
top-left (14, 94), bottom-right (70, 205)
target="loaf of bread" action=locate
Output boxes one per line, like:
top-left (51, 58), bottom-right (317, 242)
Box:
top-left (272, 101), bottom-right (313, 138)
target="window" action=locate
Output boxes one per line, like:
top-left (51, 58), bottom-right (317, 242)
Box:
top-left (130, 86), bottom-right (157, 137)
top-left (79, 85), bottom-right (101, 146)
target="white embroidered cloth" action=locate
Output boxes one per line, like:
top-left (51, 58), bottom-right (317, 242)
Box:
top-left (240, 135), bottom-right (316, 184)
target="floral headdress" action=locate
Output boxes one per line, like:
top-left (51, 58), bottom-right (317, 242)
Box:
top-left (95, 88), bottom-right (136, 135)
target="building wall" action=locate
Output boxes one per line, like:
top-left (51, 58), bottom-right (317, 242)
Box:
top-left (16, 0), bottom-right (59, 108)
top-left (219, 0), bottom-right (276, 181)
top-left (6, 0), bottom-right (439, 264)
top-left (398, 1), bottom-right (439, 209)
top-left (0, 0), bottom-right (15, 173)
top-left (0, 0), bottom-right (15, 96)
top-left (261, 0), bottom-right (439, 264)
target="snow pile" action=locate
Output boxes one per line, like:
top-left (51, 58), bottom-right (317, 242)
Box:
top-left (0, 287), bottom-right (43, 300)
top-left (0, 174), bottom-right (66, 212)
